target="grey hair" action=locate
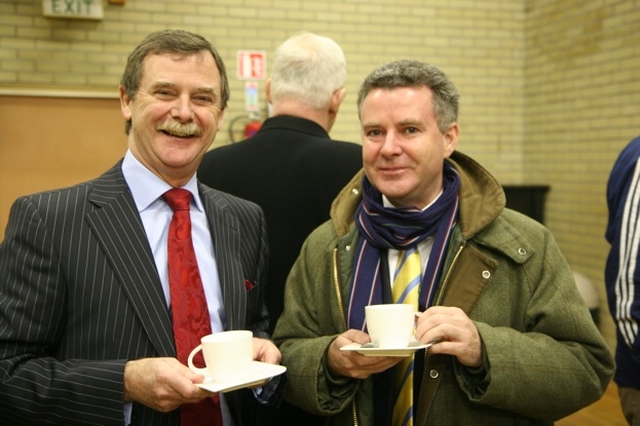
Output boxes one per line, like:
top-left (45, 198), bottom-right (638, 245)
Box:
top-left (357, 59), bottom-right (459, 133)
top-left (270, 31), bottom-right (346, 110)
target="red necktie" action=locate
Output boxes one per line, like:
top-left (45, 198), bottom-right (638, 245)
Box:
top-left (163, 188), bottom-right (222, 426)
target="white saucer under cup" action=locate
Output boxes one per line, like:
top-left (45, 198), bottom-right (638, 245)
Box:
top-left (340, 341), bottom-right (429, 357)
top-left (196, 361), bottom-right (287, 393)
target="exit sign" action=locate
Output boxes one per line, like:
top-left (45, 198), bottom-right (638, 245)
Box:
top-left (42, 0), bottom-right (104, 20)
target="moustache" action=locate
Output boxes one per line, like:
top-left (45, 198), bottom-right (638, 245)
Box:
top-left (157, 121), bottom-right (203, 138)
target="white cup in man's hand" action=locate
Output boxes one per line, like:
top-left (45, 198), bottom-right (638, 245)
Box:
top-left (365, 304), bottom-right (415, 348)
top-left (187, 330), bottom-right (253, 383)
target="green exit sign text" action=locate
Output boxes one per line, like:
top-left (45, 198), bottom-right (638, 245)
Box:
top-left (42, 0), bottom-right (104, 20)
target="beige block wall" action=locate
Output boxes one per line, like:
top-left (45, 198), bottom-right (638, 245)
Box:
top-left (1, 0), bottom-right (638, 351)
top-left (524, 0), bottom-right (640, 351)
top-left (0, 0), bottom-right (526, 161)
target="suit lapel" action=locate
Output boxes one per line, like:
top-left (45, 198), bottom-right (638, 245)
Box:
top-left (199, 185), bottom-right (247, 331)
top-left (87, 164), bottom-right (175, 356)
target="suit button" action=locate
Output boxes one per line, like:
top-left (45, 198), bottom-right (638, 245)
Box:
top-left (429, 369), bottom-right (439, 379)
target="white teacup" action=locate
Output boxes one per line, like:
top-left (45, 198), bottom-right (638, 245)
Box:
top-left (365, 304), bottom-right (415, 348)
top-left (187, 330), bottom-right (253, 383)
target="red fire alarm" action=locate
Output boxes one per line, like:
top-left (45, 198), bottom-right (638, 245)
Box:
top-left (237, 50), bottom-right (267, 81)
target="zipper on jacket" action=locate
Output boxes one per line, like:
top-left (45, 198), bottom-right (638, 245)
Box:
top-left (418, 241), bottom-right (466, 426)
top-left (333, 247), bottom-right (348, 330)
top-left (434, 241), bottom-right (466, 307)
top-left (333, 247), bottom-right (359, 426)
top-left (423, 242), bottom-right (465, 362)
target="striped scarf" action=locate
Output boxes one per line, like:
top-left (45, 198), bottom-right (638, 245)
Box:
top-left (347, 163), bottom-right (460, 330)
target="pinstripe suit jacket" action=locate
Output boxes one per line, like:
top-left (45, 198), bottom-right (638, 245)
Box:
top-left (0, 161), bottom-right (270, 426)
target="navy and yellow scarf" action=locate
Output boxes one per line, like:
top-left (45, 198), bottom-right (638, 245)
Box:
top-left (347, 163), bottom-right (460, 330)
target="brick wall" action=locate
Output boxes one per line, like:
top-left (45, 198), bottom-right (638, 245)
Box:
top-left (0, 0), bottom-right (526, 159)
top-left (525, 0), bottom-right (640, 349)
top-left (1, 0), bottom-right (639, 350)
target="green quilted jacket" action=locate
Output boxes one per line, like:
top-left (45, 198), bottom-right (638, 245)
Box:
top-left (273, 151), bottom-right (614, 426)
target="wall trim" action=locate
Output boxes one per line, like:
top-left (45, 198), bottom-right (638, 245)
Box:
top-left (0, 87), bottom-right (118, 99)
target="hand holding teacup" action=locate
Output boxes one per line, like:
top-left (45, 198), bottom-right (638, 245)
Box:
top-left (414, 306), bottom-right (482, 367)
top-left (327, 328), bottom-right (403, 379)
top-left (187, 330), bottom-right (283, 387)
top-left (326, 304), bottom-right (417, 380)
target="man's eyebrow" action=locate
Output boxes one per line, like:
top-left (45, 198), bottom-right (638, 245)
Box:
top-left (397, 119), bottom-right (423, 126)
top-left (149, 82), bottom-right (218, 99)
top-left (361, 119), bottom-right (423, 128)
top-left (150, 81), bottom-right (176, 90)
top-left (150, 81), bottom-right (216, 94)
top-left (361, 121), bottom-right (379, 128)
top-left (194, 87), bottom-right (217, 96)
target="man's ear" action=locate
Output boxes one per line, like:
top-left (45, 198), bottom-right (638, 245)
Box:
top-left (265, 78), bottom-right (272, 104)
top-left (118, 86), bottom-right (132, 121)
top-left (119, 86), bottom-right (134, 135)
top-left (443, 122), bottom-right (459, 157)
top-left (119, 86), bottom-right (132, 122)
top-left (216, 109), bottom-right (225, 132)
top-left (329, 87), bottom-right (346, 116)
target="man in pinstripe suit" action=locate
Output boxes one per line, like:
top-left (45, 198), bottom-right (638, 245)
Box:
top-left (0, 30), bottom-right (281, 426)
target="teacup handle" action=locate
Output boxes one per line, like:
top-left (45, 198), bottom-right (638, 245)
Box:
top-left (187, 344), bottom-right (209, 376)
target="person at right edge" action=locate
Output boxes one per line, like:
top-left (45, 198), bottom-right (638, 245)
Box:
top-left (605, 134), bottom-right (640, 425)
top-left (272, 59), bottom-right (615, 425)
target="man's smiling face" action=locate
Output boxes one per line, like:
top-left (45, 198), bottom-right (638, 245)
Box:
top-left (119, 51), bottom-right (225, 187)
top-left (360, 86), bottom-right (458, 209)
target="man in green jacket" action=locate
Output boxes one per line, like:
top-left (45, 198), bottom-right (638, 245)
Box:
top-left (272, 59), bottom-right (614, 425)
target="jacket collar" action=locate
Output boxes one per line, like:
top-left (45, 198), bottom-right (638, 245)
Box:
top-left (259, 115), bottom-right (330, 139)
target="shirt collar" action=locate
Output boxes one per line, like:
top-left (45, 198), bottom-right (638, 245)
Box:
top-left (382, 190), bottom-right (443, 211)
top-left (122, 150), bottom-right (204, 213)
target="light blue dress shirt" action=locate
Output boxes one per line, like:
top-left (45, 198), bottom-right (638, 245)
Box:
top-left (121, 150), bottom-right (234, 425)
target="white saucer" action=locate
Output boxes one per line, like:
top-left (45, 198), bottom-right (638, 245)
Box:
top-left (197, 361), bottom-right (286, 393)
top-left (340, 342), bottom-right (428, 357)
